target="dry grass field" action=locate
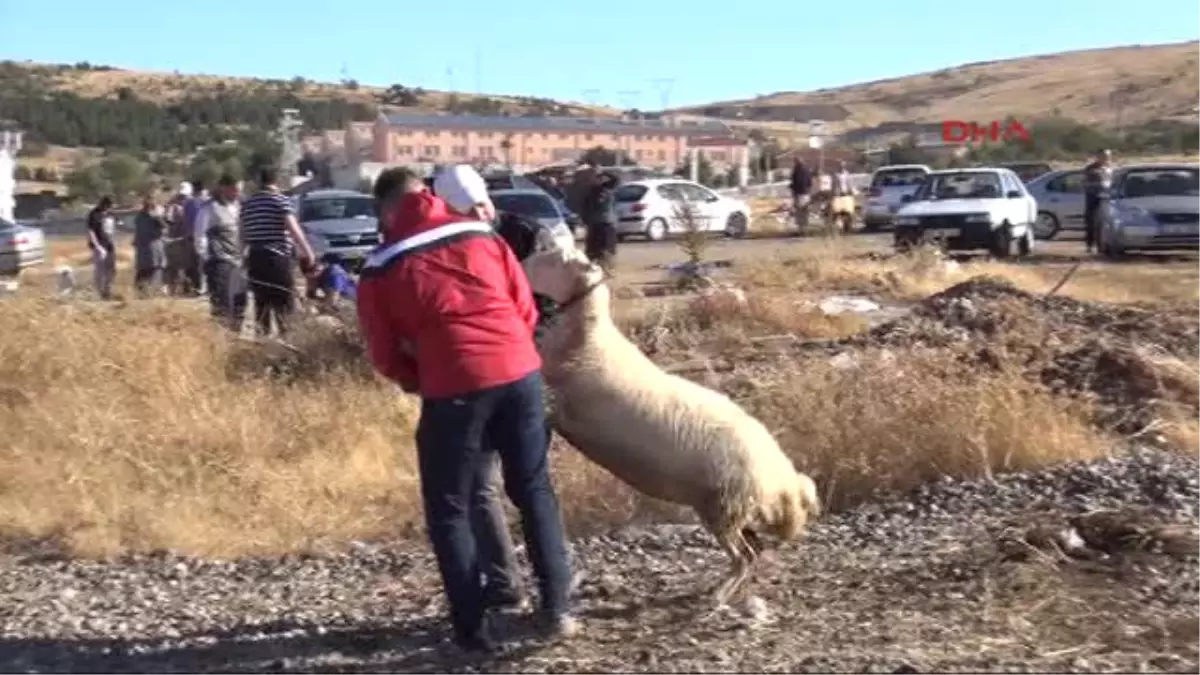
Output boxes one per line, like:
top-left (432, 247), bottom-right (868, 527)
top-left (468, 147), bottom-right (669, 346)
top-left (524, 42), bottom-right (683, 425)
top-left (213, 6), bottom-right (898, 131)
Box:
top-left (673, 41), bottom-right (1200, 135)
top-left (2, 233), bottom-right (1196, 560)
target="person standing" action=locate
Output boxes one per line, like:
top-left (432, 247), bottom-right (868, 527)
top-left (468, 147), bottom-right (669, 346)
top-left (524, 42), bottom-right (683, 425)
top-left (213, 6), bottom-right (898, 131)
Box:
top-left (194, 174), bottom-right (247, 331)
top-left (789, 158), bottom-right (814, 229)
top-left (581, 170), bottom-right (618, 271)
top-left (1082, 149), bottom-right (1114, 254)
top-left (239, 167), bottom-right (315, 337)
top-left (132, 193), bottom-right (167, 297)
top-left (163, 182), bottom-right (193, 296)
top-left (373, 166), bottom-right (525, 612)
top-left (358, 164), bottom-right (577, 653)
top-left (181, 180), bottom-right (210, 295)
top-left (86, 195), bottom-right (117, 300)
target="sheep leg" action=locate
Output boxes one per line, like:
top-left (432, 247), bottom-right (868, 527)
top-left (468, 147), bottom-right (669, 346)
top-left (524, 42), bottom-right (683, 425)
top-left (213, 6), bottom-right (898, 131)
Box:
top-left (712, 529), bottom-right (758, 608)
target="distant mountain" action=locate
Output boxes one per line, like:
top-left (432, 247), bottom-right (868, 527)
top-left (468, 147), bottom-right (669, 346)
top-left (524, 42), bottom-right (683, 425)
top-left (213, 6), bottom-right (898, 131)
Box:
top-left (673, 41), bottom-right (1200, 143)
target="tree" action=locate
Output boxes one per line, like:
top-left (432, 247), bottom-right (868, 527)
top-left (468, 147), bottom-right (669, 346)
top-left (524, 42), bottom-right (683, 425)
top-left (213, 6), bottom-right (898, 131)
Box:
top-left (579, 146), bottom-right (634, 167)
top-left (382, 84), bottom-right (420, 106)
top-left (674, 152), bottom-right (715, 186)
top-left (63, 162), bottom-right (111, 202)
top-left (99, 153), bottom-right (151, 201)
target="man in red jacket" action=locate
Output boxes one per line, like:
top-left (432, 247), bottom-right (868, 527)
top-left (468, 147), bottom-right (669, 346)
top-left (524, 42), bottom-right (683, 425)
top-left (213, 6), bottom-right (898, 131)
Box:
top-left (357, 165), bottom-right (575, 653)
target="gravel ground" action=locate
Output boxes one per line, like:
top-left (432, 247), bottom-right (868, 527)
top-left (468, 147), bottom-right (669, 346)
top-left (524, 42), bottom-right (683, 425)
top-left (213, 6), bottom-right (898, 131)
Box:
top-left (1, 448), bottom-right (1196, 674)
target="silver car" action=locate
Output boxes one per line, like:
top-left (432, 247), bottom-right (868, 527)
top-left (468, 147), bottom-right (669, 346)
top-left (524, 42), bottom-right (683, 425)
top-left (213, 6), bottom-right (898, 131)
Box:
top-left (297, 189), bottom-right (381, 270)
top-left (1025, 169), bottom-right (1088, 240)
top-left (0, 218), bottom-right (46, 276)
top-left (862, 164), bottom-right (931, 231)
top-left (1099, 164), bottom-right (1199, 257)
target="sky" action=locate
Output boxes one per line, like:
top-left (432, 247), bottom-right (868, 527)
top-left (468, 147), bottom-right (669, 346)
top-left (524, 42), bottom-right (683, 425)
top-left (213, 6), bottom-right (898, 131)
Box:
top-left (0, 0), bottom-right (1197, 110)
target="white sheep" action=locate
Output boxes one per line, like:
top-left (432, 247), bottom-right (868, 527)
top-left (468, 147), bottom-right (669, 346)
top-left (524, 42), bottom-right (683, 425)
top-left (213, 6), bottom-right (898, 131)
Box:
top-left (524, 247), bottom-right (821, 607)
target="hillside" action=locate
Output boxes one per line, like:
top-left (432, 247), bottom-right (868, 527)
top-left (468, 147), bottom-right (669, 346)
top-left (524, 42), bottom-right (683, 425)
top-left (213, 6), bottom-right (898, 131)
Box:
top-left (673, 41), bottom-right (1200, 141)
top-left (0, 61), bottom-right (618, 117)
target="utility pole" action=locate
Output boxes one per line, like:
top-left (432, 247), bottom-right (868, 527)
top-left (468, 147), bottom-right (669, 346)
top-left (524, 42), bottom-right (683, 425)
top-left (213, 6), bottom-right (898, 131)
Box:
top-left (474, 50), bottom-right (482, 94)
top-left (277, 109), bottom-right (304, 187)
top-left (649, 78), bottom-right (675, 111)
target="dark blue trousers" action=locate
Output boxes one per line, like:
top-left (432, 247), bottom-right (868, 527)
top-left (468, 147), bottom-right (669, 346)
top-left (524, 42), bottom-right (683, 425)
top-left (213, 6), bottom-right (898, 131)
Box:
top-left (416, 371), bottom-right (572, 638)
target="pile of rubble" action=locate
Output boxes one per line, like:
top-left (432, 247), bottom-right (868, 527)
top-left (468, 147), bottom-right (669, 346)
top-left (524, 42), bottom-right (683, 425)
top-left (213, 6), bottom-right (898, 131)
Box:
top-left (828, 276), bottom-right (1199, 433)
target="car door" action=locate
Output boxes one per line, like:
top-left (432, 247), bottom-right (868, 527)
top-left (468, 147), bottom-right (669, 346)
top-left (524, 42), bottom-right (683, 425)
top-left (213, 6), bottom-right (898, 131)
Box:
top-left (675, 183), bottom-right (717, 231)
top-left (1000, 172), bottom-right (1027, 226)
top-left (657, 183), bottom-right (691, 232)
top-left (652, 182), bottom-right (691, 233)
top-left (1042, 171), bottom-right (1086, 230)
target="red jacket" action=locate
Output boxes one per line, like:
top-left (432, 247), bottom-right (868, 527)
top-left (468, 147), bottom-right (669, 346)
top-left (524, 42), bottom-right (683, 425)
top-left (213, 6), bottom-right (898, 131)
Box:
top-left (356, 191), bottom-right (541, 399)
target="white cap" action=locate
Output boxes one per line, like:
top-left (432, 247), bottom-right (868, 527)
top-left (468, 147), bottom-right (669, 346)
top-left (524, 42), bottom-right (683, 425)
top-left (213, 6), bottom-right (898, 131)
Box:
top-left (432, 164), bottom-right (493, 217)
top-left (177, 181), bottom-right (193, 197)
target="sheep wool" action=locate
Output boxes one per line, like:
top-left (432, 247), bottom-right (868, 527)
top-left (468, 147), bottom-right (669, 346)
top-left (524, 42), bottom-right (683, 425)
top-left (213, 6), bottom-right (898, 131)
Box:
top-left (527, 248), bottom-right (821, 607)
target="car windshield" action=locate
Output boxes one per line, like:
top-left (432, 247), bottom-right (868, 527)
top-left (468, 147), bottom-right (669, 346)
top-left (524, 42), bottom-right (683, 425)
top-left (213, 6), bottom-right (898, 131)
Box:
top-left (1118, 168), bottom-right (1199, 198)
top-left (871, 169), bottom-right (927, 189)
top-left (492, 193), bottom-right (560, 218)
top-left (912, 172), bottom-right (1004, 200)
top-left (300, 196), bottom-right (374, 222)
top-left (614, 184), bottom-right (648, 202)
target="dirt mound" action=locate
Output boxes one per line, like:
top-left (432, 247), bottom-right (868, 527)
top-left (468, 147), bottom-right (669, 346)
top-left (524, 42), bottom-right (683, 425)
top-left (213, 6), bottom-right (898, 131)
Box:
top-left (830, 276), bottom-right (1200, 433)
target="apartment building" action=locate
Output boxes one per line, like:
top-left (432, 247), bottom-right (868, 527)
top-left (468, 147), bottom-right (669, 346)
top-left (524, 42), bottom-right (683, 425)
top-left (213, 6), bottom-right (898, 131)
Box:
top-left (369, 112), bottom-right (734, 170)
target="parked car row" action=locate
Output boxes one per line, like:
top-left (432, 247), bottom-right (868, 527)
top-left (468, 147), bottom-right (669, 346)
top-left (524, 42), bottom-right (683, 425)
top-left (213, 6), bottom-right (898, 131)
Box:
top-left (886, 162), bottom-right (1198, 258)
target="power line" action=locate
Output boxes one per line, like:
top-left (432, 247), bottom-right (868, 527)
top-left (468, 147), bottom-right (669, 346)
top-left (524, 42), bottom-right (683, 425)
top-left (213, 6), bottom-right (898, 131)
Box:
top-left (616, 90), bottom-right (642, 111)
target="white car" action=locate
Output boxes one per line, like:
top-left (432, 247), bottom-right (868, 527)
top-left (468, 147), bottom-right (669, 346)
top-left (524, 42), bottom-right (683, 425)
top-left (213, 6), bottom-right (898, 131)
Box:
top-left (892, 167), bottom-right (1037, 258)
top-left (862, 164), bottom-right (931, 231)
top-left (613, 179), bottom-right (751, 241)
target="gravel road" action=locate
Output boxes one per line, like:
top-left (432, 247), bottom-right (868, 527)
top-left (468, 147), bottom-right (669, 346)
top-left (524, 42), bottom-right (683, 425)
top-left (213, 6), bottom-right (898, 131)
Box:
top-left (2, 448), bottom-right (1195, 674)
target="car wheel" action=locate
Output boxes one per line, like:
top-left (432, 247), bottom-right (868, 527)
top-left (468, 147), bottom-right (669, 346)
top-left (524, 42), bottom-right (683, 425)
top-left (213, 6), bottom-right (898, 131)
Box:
top-left (894, 229), bottom-right (919, 253)
top-left (1033, 211), bottom-right (1060, 240)
top-left (1017, 229), bottom-right (1033, 257)
top-left (990, 224), bottom-right (1017, 259)
top-left (724, 212), bottom-right (749, 239)
top-left (645, 218), bottom-right (668, 242)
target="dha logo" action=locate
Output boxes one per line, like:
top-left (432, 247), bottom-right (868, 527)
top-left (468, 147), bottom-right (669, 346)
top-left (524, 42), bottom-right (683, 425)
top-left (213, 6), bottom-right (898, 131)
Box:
top-left (941, 119), bottom-right (1032, 144)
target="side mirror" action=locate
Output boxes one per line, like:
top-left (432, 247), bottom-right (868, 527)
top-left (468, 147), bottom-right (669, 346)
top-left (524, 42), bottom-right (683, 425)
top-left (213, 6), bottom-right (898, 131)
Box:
top-left (1005, 190), bottom-right (1022, 199)
top-left (566, 213), bottom-right (581, 226)
top-left (706, 195), bottom-right (720, 203)
top-left (900, 194), bottom-right (914, 203)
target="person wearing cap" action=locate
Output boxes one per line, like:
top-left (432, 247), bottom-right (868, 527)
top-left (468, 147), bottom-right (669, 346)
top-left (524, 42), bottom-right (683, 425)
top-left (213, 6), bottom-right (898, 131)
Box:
top-left (357, 164), bottom-right (577, 653)
top-left (181, 179), bottom-right (210, 295)
top-left (370, 167), bottom-right (529, 614)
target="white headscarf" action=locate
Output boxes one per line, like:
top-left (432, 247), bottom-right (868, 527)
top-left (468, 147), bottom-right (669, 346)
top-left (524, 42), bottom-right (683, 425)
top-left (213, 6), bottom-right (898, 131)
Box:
top-left (177, 181), bottom-right (194, 198)
top-left (432, 164), bottom-right (494, 219)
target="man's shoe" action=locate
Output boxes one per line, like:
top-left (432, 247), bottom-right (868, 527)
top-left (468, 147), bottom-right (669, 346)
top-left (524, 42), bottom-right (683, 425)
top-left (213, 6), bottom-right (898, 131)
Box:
top-left (453, 629), bottom-right (498, 655)
top-left (482, 585), bottom-right (526, 611)
top-left (538, 612), bottom-right (581, 640)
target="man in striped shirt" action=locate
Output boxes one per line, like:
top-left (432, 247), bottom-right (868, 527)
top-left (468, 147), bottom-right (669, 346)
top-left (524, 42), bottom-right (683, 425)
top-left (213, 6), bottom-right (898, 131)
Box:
top-left (238, 166), bottom-right (315, 336)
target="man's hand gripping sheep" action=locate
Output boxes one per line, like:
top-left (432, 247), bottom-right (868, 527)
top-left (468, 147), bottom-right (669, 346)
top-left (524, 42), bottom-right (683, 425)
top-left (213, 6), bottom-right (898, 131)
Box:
top-left (525, 246), bottom-right (822, 608)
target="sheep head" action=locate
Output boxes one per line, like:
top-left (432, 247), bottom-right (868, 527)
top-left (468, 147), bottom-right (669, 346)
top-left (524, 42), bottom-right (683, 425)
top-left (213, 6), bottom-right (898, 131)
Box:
top-left (524, 246), bottom-right (607, 308)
